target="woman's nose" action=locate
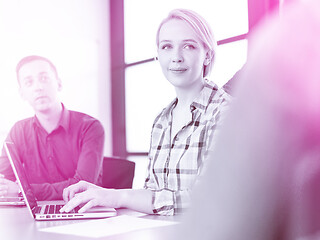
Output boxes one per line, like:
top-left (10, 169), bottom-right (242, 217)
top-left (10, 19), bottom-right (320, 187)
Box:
top-left (171, 49), bottom-right (183, 63)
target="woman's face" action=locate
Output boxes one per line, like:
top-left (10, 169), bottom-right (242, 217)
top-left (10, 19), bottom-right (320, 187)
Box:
top-left (157, 19), bottom-right (208, 89)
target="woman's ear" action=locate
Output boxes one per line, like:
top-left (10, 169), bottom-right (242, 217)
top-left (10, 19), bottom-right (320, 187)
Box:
top-left (204, 58), bottom-right (210, 66)
top-left (204, 51), bottom-right (213, 66)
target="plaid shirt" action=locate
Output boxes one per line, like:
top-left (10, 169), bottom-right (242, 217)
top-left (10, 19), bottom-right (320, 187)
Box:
top-left (144, 80), bottom-right (230, 215)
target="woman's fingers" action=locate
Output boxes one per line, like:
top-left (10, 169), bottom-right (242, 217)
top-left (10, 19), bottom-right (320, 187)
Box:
top-left (62, 181), bottom-right (91, 202)
top-left (61, 189), bottom-right (96, 213)
top-left (78, 199), bottom-right (97, 213)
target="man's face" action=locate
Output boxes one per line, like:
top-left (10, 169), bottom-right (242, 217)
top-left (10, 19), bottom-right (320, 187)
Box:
top-left (18, 60), bottom-right (62, 113)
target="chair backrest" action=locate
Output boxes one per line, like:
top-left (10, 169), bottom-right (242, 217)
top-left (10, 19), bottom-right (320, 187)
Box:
top-left (102, 156), bottom-right (135, 189)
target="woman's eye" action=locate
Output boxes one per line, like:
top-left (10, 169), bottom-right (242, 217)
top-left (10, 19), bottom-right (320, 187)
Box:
top-left (184, 44), bottom-right (196, 50)
top-left (161, 44), bottom-right (172, 50)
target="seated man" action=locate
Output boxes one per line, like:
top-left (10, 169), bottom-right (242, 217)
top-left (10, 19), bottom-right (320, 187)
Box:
top-left (0, 55), bottom-right (105, 200)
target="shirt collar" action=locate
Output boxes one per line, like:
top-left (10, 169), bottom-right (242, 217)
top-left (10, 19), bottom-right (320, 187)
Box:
top-left (162, 98), bottom-right (178, 118)
top-left (190, 79), bottom-right (219, 113)
top-left (58, 104), bottom-right (70, 131)
top-left (163, 79), bottom-right (219, 117)
top-left (32, 103), bottom-right (70, 132)
top-left (161, 79), bottom-right (220, 119)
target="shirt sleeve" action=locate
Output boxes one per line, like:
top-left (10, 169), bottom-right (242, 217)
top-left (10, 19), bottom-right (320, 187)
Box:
top-left (144, 154), bottom-right (193, 216)
top-left (32, 120), bottom-right (105, 200)
top-left (150, 188), bottom-right (192, 216)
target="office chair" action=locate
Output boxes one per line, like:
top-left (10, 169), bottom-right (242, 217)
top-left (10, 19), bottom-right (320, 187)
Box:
top-left (102, 156), bottom-right (135, 189)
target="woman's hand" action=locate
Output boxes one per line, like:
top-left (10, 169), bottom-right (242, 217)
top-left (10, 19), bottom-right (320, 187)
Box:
top-left (60, 180), bottom-right (125, 213)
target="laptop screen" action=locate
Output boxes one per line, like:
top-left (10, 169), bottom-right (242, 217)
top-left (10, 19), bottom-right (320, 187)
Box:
top-left (4, 142), bottom-right (38, 212)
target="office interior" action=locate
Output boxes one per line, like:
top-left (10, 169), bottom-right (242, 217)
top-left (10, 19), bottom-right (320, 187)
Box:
top-left (0, 0), bottom-right (291, 188)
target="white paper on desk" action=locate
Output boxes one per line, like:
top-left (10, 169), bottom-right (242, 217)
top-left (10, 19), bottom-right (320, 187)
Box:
top-left (39, 215), bottom-right (178, 238)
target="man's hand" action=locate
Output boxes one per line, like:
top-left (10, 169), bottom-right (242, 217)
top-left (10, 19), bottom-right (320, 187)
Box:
top-left (0, 174), bottom-right (19, 197)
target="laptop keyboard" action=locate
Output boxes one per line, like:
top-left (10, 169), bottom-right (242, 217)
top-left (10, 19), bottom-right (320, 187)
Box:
top-left (45, 204), bottom-right (64, 214)
top-left (34, 204), bottom-right (80, 214)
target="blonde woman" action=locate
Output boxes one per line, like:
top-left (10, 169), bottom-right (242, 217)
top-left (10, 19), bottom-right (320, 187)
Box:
top-left (61, 9), bottom-right (230, 216)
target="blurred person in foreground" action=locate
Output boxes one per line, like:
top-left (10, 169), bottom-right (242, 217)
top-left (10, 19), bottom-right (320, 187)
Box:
top-left (177, 0), bottom-right (320, 239)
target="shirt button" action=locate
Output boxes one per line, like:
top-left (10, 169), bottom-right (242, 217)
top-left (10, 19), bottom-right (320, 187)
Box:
top-left (48, 157), bottom-right (52, 161)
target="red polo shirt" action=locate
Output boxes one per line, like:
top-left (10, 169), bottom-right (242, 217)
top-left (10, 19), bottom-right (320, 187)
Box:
top-left (0, 104), bottom-right (105, 200)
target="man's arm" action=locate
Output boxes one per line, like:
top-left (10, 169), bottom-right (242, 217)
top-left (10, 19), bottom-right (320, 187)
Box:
top-left (0, 174), bottom-right (19, 197)
top-left (0, 151), bottom-right (16, 181)
top-left (0, 148), bottom-right (20, 197)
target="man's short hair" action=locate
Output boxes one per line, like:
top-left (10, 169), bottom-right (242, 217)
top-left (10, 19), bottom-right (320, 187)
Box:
top-left (16, 55), bottom-right (58, 84)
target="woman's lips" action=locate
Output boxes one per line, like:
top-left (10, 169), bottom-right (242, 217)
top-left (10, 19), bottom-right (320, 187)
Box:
top-left (169, 68), bottom-right (188, 73)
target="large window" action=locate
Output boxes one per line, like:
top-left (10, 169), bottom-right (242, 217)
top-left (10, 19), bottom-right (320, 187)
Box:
top-left (110, 0), bottom-right (279, 157)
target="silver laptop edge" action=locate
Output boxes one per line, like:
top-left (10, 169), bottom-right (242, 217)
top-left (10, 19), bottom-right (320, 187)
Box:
top-left (4, 141), bottom-right (116, 221)
top-left (4, 142), bottom-right (35, 218)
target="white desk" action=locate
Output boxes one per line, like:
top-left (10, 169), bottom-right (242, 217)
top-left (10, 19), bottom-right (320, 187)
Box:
top-left (0, 203), bottom-right (180, 240)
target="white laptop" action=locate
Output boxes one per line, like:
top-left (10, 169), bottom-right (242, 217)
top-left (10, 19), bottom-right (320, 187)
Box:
top-left (0, 196), bottom-right (25, 206)
top-left (4, 141), bottom-right (117, 221)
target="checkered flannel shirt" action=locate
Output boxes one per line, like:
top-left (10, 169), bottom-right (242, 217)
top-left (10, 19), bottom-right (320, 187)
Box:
top-left (144, 80), bottom-right (230, 215)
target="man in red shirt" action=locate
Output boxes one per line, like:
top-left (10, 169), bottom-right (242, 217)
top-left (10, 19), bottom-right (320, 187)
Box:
top-left (0, 55), bottom-right (105, 200)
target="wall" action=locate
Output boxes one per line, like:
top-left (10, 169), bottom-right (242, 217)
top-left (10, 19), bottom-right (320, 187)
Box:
top-left (0, 0), bottom-right (112, 155)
